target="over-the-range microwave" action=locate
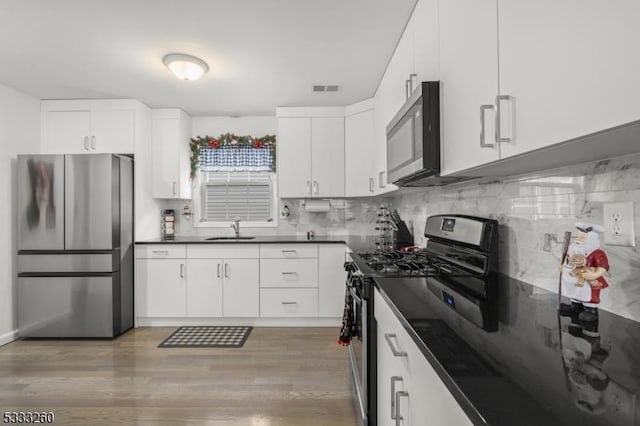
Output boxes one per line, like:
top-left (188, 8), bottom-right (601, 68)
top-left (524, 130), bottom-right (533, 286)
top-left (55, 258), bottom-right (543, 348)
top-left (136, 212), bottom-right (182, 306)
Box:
top-left (386, 81), bottom-right (440, 186)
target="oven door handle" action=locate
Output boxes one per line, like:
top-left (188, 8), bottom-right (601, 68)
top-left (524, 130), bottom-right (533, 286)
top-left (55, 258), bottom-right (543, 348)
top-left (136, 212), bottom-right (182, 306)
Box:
top-left (349, 286), bottom-right (363, 304)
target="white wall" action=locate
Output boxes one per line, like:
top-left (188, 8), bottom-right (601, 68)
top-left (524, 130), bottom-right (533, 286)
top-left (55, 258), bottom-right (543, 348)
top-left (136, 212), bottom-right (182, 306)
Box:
top-left (0, 83), bottom-right (40, 345)
top-left (192, 116), bottom-right (276, 137)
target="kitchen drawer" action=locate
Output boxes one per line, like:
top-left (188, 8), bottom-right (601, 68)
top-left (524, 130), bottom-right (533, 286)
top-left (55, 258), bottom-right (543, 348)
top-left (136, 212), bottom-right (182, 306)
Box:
top-left (260, 259), bottom-right (318, 288)
top-left (260, 288), bottom-right (319, 317)
top-left (259, 243), bottom-right (318, 259)
top-left (187, 244), bottom-right (259, 259)
top-left (135, 244), bottom-right (186, 259)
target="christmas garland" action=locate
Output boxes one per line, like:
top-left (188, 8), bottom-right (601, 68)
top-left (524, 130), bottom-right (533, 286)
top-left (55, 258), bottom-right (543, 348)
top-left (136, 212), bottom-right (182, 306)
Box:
top-left (189, 133), bottom-right (276, 178)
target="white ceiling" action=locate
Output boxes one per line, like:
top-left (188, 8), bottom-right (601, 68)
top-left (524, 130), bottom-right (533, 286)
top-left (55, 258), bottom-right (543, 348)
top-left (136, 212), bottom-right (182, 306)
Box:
top-left (0, 0), bottom-right (417, 116)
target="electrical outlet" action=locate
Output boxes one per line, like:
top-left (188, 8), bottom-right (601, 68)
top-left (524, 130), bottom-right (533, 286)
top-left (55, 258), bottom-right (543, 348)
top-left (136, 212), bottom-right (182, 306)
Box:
top-left (603, 202), bottom-right (636, 247)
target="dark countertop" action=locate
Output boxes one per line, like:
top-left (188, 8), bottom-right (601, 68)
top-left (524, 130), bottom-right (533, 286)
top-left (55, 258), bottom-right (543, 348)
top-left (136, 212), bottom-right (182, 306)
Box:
top-left (375, 275), bottom-right (640, 426)
top-left (136, 235), bottom-right (350, 245)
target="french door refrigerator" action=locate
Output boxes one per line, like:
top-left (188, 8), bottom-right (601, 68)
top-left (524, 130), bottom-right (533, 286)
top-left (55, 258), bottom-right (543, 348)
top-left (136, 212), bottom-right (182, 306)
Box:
top-left (17, 154), bottom-right (134, 338)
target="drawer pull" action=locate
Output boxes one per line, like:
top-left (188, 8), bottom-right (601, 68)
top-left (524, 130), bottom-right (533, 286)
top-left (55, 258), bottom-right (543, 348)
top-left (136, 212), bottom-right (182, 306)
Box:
top-left (281, 272), bottom-right (298, 275)
top-left (281, 250), bottom-right (297, 253)
top-left (395, 390), bottom-right (409, 426)
top-left (384, 333), bottom-right (407, 357)
top-left (281, 302), bottom-right (297, 305)
top-left (152, 250), bottom-right (169, 255)
top-left (390, 376), bottom-right (403, 420)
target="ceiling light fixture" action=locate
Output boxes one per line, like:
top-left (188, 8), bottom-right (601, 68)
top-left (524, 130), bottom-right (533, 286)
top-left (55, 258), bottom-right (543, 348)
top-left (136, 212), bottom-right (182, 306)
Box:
top-left (162, 53), bottom-right (209, 81)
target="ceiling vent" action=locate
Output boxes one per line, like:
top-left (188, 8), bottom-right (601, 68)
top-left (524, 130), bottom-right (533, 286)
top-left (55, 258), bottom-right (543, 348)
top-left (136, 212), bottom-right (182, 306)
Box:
top-left (312, 85), bottom-right (340, 93)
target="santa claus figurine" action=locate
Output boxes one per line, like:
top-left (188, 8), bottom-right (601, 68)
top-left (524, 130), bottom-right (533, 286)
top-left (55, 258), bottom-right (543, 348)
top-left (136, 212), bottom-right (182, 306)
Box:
top-left (559, 222), bottom-right (611, 336)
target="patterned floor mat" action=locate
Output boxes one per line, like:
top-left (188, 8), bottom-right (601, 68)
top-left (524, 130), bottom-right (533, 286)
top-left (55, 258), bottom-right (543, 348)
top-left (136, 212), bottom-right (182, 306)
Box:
top-left (158, 326), bottom-right (252, 348)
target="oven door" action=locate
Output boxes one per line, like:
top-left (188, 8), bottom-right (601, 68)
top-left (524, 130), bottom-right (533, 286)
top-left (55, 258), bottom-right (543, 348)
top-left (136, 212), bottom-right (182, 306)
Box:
top-left (348, 283), bottom-right (368, 425)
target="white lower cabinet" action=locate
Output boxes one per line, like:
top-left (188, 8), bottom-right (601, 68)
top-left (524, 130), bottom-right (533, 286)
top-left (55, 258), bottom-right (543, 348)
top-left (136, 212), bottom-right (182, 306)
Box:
top-left (135, 243), bottom-right (345, 323)
top-left (222, 258), bottom-right (260, 317)
top-left (260, 288), bottom-right (318, 317)
top-left (185, 258), bottom-right (223, 317)
top-left (318, 244), bottom-right (347, 317)
top-left (186, 245), bottom-right (259, 318)
top-left (135, 258), bottom-right (186, 317)
top-left (375, 288), bottom-right (472, 426)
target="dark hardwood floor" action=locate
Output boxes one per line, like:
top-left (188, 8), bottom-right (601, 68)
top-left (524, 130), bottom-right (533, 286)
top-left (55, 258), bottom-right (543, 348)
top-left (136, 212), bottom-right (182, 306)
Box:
top-left (0, 327), bottom-right (356, 425)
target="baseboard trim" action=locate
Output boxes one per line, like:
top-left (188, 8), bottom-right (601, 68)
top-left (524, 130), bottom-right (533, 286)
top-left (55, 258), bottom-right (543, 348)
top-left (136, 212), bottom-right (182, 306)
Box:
top-left (136, 317), bottom-right (341, 328)
top-left (0, 329), bottom-right (19, 347)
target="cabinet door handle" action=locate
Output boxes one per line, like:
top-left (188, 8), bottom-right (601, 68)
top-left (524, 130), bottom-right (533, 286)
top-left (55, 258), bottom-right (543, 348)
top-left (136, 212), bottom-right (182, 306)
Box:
top-left (172, 182), bottom-right (177, 196)
top-left (91, 135), bottom-right (96, 150)
top-left (84, 136), bottom-right (89, 151)
top-left (384, 333), bottom-right (407, 357)
top-left (369, 178), bottom-right (374, 193)
top-left (306, 180), bottom-right (311, 195)
top-left (179, 263), bottom-right (184, 278)
top-left (395, 390), bottom-right (409, 426)
top-left (224, 263), bottom-right (229, 278)
top-left (390, 376), bottom-right (403, 420)
top-left (217, 263), bottom-right (221, 278)
top-left (378, 171), bottom-right (386, 189)
top-left (495, 94), bottom-right (513, 143)
top-left (480, 104), bottom-right (495, 148)
top-left (313, 180), bottom-right (318, 195)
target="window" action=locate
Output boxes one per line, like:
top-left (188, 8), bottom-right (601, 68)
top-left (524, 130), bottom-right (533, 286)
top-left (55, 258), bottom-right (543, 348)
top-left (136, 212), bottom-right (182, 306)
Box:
top-left (200, 171), bottom-right (274, 222)
top-left (191, 140), bottom-right (278, 227)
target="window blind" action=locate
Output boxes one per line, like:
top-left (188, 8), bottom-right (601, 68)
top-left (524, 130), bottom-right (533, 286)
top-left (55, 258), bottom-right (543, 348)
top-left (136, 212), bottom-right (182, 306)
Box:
top-left (201, 171), bottom-right (272, 221)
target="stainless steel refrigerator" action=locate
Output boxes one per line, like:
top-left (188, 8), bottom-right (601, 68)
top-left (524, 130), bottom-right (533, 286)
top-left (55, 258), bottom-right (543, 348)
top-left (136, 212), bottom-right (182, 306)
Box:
top-left (17, 154), bottom-right (134, 338)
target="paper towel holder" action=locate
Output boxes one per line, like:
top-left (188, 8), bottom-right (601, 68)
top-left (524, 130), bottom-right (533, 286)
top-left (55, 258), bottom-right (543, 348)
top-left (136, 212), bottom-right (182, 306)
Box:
top-left (303, 199), bottom-right (331, 212)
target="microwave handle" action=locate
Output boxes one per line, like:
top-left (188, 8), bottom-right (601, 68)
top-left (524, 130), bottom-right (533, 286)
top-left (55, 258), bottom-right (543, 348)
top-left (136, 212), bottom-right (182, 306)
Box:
top-left (480, 104), bottom-right (495, 148)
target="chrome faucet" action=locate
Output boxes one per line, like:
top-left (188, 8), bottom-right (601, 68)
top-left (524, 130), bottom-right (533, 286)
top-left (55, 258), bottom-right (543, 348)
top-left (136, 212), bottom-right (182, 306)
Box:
top-left (231, 216), bottom-right (241, 238)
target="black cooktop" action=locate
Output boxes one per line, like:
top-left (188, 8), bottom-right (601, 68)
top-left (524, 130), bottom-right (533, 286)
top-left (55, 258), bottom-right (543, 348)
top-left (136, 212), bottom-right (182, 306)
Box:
top-left (375, 275), bottom-right (640, 426)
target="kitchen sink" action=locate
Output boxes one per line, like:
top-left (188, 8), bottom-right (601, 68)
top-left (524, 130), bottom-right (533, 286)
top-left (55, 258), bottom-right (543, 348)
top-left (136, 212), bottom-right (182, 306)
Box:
top-left (205, 236), bottom-right (256, 240)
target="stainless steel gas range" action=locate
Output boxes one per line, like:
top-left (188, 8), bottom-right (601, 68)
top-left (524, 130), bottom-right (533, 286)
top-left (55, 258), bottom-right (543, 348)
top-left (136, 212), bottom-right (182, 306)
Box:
top-left (343, 214), bottom-right (499, 426)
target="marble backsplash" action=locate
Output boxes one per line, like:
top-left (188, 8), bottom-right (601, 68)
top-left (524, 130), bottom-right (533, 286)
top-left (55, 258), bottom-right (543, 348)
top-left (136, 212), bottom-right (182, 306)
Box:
top-left (390, 152), bottom-right (640, 322)
top-left (161, 197), bottom-right (383, 238)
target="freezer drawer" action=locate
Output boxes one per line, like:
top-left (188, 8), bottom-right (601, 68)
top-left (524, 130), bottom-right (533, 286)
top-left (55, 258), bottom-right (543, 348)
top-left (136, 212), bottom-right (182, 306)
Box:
top-left (17, 253), bottom-right (117, 274)
top-left (18, 275), bottom-right (117, 338)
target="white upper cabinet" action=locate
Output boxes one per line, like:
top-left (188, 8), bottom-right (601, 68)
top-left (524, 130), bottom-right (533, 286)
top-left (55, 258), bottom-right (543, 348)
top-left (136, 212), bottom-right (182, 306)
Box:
top-left (277, 107), bottom-right (345, 198)
top-left (497, 0), bottom-right (640, 160)
top-left (41, 100), bottom-right (137, 154)
top-left (438, 0), bottom-right (499, 176)
top-left (151, 109), bottom-right (192, 199)
top-left (345, 99), bottom-right (378, 196)
top-left (438, 0), bottom-right (640, 176)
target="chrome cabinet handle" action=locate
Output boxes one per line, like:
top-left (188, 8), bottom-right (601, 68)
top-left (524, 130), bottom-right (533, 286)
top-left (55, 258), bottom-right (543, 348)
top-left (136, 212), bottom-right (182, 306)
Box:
top-left (395, 391), bottom-right (409, 426)
top-left (281, 301), bottom-right (297, 305)
top-left (480, 104), bottom-right (495, 148)
top-left (379, 171), bottom-right (386, 189)
top-left (390, 376), bottom-right (403, 420)
top-left (224, 263), bottom-right (229, 278)
top-left (369, 178), bottom-right (374, 193)
top-left (84, 136), bottom-right (89, 151)
top-left (152, 250), bottom-right (169, 255)
top-left (495, 94), bottom-right (513, 143)
top-left (306, 180), bottom-right (311, 195)
top-left (179, 263), bottom-right (184, 278)
top-left (172, 182), bottom-right (177, 196)
top-left (312, 180), bottom-right (318, 195)
top-left (384, 333), bottom-right (407, 357)
top-left (281, 272), bottom-right (297, 275)
top-left (91, 135), bottom-right (96, 150)
top-left (281, 250), bottom-right (297, 255)
top-left (217, 263), bottom-right (221, 278)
